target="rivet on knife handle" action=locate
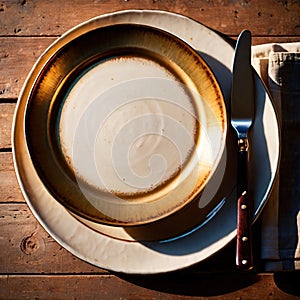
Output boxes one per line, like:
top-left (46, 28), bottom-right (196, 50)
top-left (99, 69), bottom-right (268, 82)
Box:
top-left (236, 138), bottom-right (253, 270)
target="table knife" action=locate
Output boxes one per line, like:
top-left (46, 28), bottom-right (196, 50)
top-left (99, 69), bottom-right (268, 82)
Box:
top-left (231, 30), bottom-right (255, 270)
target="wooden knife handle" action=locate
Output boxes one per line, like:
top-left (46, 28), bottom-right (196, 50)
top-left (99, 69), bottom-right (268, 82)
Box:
top-left (236, 139), bottom-right (253, 270)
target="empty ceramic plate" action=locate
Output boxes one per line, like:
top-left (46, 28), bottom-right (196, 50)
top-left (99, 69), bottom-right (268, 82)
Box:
top-left (24, 23), bottom-right (227, 226)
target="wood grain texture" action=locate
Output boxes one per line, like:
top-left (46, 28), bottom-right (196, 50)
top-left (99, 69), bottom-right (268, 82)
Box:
top-left (0, 0), bottom-right (299, 37)
top-left (0, 37), bottom-right (56, 99)
top-left (0, 273), bottom-right (298, 300)
top-left (0, 203), bottom-right (105, 274)
top-left (0, 152), bottom-right (23, 202)
top-left (0, 103), bottom-right (14, 149)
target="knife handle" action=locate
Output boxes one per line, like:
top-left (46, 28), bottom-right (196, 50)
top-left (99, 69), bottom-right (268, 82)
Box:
top-left (236, 138), bottom-right (253, 271)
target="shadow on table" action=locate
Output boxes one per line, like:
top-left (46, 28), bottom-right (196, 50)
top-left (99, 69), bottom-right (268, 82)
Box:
top-left (115, 237), bottom-right (300, 298)
top-left (116, 241), bottom-right (300, 298)
top-left (274, 271), bottom-right (300, 297)
top-left (116, 241), bottom-right (262, 297)
top-left (119, 273), bottom-right (259, 297)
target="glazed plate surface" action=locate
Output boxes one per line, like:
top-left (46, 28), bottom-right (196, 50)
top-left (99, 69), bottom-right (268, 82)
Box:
top-left (24, 23), bottom-right (226, 226)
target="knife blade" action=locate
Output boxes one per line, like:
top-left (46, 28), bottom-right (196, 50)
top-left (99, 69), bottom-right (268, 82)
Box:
top-left (231, 30), bottom-right (255, 270)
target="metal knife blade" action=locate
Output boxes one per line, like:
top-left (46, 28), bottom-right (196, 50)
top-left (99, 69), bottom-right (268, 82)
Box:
top-left (231, 30), bottom-right (255, 271)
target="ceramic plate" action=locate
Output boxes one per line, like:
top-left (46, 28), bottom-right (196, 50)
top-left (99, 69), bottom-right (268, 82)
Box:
top-left (12, 10), bottom-right (280, 274)
top-left (24, 23), bottom-right (227, 226)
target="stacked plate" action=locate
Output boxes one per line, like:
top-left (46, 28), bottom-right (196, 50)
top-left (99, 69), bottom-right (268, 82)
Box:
top-left (12, 10), bottom-right (279, 274)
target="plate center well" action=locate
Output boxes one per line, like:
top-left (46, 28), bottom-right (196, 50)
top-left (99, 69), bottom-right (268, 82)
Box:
top-left (59, 54), bottom-right (204, 200)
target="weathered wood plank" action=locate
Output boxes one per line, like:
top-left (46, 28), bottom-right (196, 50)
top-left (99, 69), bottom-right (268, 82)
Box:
top-left (0, 35), bottom-right (299, 99)
top-left (0, 0), bottom-right (299, 37)
top-left (0, 152), bottom-right (24, 202)
top-left (0, 203), bottom-right (105, 274)
top-left (0, 103), bottom-right (14, 149)
top-left (0, 273), bottom-right (299, 300)
top-left (0, 37), bottom-right (56, 99)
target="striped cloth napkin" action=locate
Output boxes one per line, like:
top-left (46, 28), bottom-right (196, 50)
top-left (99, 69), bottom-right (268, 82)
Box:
top-left (252, 42), bottom-right (300, 271)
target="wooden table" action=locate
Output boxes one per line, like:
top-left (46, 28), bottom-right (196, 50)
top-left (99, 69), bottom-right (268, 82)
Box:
top-left (1, 1), bottom-right (300, 299)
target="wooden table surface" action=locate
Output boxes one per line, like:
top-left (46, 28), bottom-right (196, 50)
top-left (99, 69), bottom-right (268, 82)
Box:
top-left (1, 1), bottom-right (300, 299)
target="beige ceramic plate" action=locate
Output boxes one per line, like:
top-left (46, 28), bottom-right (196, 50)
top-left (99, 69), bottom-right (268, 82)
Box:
top-left (24, 23), bottom-right (226, 226)
top-left (13, 10), bottom-right (280, 274)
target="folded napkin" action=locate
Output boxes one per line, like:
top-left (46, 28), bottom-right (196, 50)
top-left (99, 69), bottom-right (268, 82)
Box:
top-left (252, 42), bottom-right (300, 271)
